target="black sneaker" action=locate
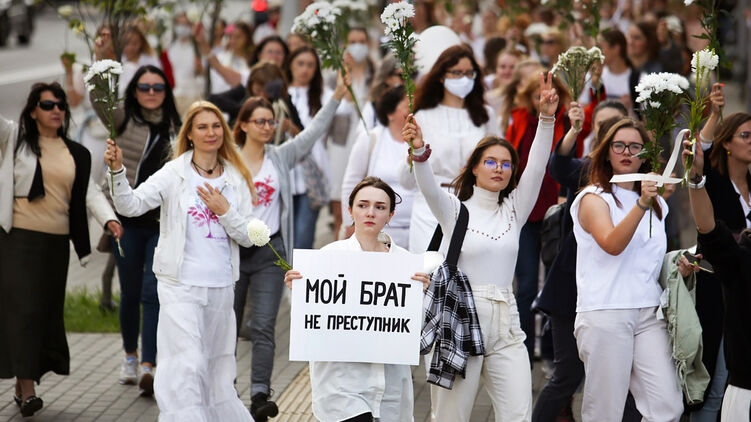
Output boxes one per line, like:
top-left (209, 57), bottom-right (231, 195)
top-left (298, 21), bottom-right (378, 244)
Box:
top-left (250, 392), bottom-right (278, 421)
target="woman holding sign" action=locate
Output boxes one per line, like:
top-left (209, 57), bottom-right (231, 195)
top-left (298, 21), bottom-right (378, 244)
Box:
top-left (569, 117), bottom-right (683, 421)
top-left (401, 71), bottom-right (559, 421)
top-left (284, 177), bottom-right (430, 422)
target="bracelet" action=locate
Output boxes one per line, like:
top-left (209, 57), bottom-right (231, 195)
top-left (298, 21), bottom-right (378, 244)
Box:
top-left (411, 144), bottom-right (432, 163)
top-left (698, 132), bottom-right (713, 144)
top-left (110, 167), bottom-right (125, 175)
top-left (688, 175), bottom-right (707, 190)
top-left (539, 114), bottom-right (555, 123)
top-left (636, 199), bottom-right (650, 211)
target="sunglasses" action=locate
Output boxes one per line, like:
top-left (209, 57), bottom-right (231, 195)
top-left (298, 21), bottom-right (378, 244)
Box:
top-left (136, 83), bottom-right (166, 93)
top-left (38, 100), bottom-right (67, 111)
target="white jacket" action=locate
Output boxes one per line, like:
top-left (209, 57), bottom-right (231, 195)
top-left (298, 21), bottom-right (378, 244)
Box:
top-left (109, 151), bottom-right (255, 284)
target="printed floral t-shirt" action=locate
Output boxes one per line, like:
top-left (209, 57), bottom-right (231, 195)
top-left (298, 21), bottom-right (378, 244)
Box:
top-left (181, 170), bottom-right (235, 287)
top-left (252, 156), bottom-right (281, 235)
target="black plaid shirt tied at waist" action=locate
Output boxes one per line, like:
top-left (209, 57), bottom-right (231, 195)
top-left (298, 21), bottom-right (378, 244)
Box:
top-left (420, 262), bottom-right (485, 389)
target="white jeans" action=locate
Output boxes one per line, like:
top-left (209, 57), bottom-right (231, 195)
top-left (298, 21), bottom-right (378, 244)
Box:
top-left (721, 385), bottom-right (751, 422)
top-left (574, 307), bottom-right (683, 422)
top-left (154, 283), bottom-right (253, 422)
top-left (431, 285), bottom-right (532, 422)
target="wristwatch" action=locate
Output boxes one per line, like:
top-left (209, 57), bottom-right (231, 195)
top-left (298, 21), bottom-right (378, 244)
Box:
top-left (688, 175), bottom-right (706, 189)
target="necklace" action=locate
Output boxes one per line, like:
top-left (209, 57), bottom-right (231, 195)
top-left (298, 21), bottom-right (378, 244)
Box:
top-left (191, 159), bottom-right (220, 175)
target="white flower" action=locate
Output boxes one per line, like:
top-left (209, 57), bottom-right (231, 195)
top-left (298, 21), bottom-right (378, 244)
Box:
top-left (247, 219), bottom-right (271, 247)
top-left (381, 1), bottom-right (415, 27)
top-left (684, 0), bottom-right (694, 5)
top-left (57, 5), bottom-right (73, 18)
top-left (587, 46), bottom-right (605, 63)
top-left (186, 6), bottom-right (201, 24)
top-left (691, 48), bottom-right (719, 74)
top-left (84, 59), bottom-right (124, 86)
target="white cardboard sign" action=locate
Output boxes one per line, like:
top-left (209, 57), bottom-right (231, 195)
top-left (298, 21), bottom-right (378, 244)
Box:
top-left (289, 249), bottom-right (423, 365)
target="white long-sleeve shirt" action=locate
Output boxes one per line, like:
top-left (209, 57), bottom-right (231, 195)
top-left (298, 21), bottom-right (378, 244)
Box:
top-left (412, 118), bottom-right (554, 288)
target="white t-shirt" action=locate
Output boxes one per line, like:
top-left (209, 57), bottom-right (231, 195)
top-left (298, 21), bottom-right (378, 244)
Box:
top-left (570, 184), bottom-right (667, 312)
top-left (181, 171), bottom-right (234, 287)
top-left (601, 66), bottom-right (632, 102)
top-left (253, 155), bottom-right (282, 235)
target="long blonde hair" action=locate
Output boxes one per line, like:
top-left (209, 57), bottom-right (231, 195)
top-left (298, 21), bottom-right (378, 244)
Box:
top-left (174, 101), bottom-right (258, 204)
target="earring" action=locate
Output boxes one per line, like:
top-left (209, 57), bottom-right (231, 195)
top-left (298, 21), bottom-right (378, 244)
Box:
top-left (188, 140), bottom-right (193, 148)
top-left (727, 149), bottom-right (731, 156)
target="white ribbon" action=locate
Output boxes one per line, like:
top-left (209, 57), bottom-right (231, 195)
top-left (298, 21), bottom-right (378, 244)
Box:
top-left (609, 129), bottom-right (689, 187)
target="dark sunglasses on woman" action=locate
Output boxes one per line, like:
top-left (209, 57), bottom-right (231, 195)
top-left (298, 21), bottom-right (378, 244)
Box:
top-left (136, 83), bottom-right (166, 93)
top-left (38, 100), bottom-right (67, 111)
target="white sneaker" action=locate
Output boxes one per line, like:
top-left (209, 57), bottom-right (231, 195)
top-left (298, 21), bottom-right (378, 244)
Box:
top-left (119, 357), bottom-right (138, 385)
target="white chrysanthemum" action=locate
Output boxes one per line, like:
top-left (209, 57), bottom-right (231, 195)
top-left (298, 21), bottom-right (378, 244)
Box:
top-left (381, 1), bottom-right (414, 26)
top-left (186, 6), bottom-right (201, 24)
top-left (84, 59), bottom-right (123, 85)
top-left (57, 5), bottom-right (73, 18)
top-left (691, 48), bottom-right (719, 74)
top-left (247, 219), bottom-right (271, 247)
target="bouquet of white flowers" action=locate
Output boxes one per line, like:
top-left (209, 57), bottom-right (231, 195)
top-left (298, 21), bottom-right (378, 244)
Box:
top-left (291, 1), bottom-right (367, 132)
top-left (85, 59), bottom-right (123, 195)
top-left (635, 72), bottom-right (689, 175)
top-left (552, 46), bottom-right (604, 130)
top-left (247, 219), bottom-right (291, 271)
top-left (635, 72), bottom-right (689, 235)
top-left (380, 1), bottom-right (418, 170)
top-left (683, 48), bottom-right (719, 184)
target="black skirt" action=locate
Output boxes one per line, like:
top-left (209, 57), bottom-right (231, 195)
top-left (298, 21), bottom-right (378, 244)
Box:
top-left (0, 228), bottom-right (71, 383)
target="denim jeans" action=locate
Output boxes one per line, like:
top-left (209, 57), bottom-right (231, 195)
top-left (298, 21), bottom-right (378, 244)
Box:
top-left (690, 340), bottom-right (728, 422)
top-left (515, 220), bottom-right (542, 362)
top-left (112, 226), bottom-right (159, 365)
top-left (234, 234), bottom-right (286, 396)
top-left (293, 193), bottom-right (320, 249)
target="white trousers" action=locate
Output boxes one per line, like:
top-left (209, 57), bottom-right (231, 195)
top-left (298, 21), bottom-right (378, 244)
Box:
top-left (721, 385), bottom-right (751, 422)
top-left (154, 283), bottom-right (253, 422)
top-left (431, 285), bottom-right (532, 422)
top-left (574, 308), bottom-right (683, 422)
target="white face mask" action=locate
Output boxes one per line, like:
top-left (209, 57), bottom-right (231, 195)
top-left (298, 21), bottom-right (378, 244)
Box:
top-left (346, 43), bottom-right (369, 63)
top-left (174, 24), bottom-right (192, 39)
top-left (443, 76), bottom-right (475, 99)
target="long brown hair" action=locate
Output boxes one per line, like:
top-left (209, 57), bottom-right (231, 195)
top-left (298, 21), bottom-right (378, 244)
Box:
top-left (587, 117), bottom-right (662, 219)
top-left (452, 136), bottom-right (520, 204)
top-left (174, 101), bottom-right (257, 203)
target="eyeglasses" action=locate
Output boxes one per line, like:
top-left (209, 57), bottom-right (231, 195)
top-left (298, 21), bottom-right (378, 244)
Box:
top-left (38, 100), bottom-right (67, 111)
top-left (249, 118), bottom-right (278, 128)
top-left (733, 131), bottom-right (751, 141)
top-left (541, 39), bottom-right (558, 46)
top-left (136, 83), bottom-right (166, 93)
top-left (445, 69), bottom-right (477, 79)
top-left (610, 141), bottom-right (644, 155)
top-left (482, 159), bottom-right (513, 172)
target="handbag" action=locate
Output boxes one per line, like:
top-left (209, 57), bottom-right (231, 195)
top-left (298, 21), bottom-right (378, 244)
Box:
top-left (420, 203), bottom-right (485, 389)
top-left (301, 155), bottom-right (329, 210)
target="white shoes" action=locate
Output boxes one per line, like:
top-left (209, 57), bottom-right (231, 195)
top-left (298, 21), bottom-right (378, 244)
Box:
top-left (119, 356), bottom-right (138, 385)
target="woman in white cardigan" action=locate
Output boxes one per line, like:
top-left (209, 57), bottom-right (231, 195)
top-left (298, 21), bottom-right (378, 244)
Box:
top-left (104, 101), bottom-right (256, 422)
top-left (402, 72), bottom-right (558, 421)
